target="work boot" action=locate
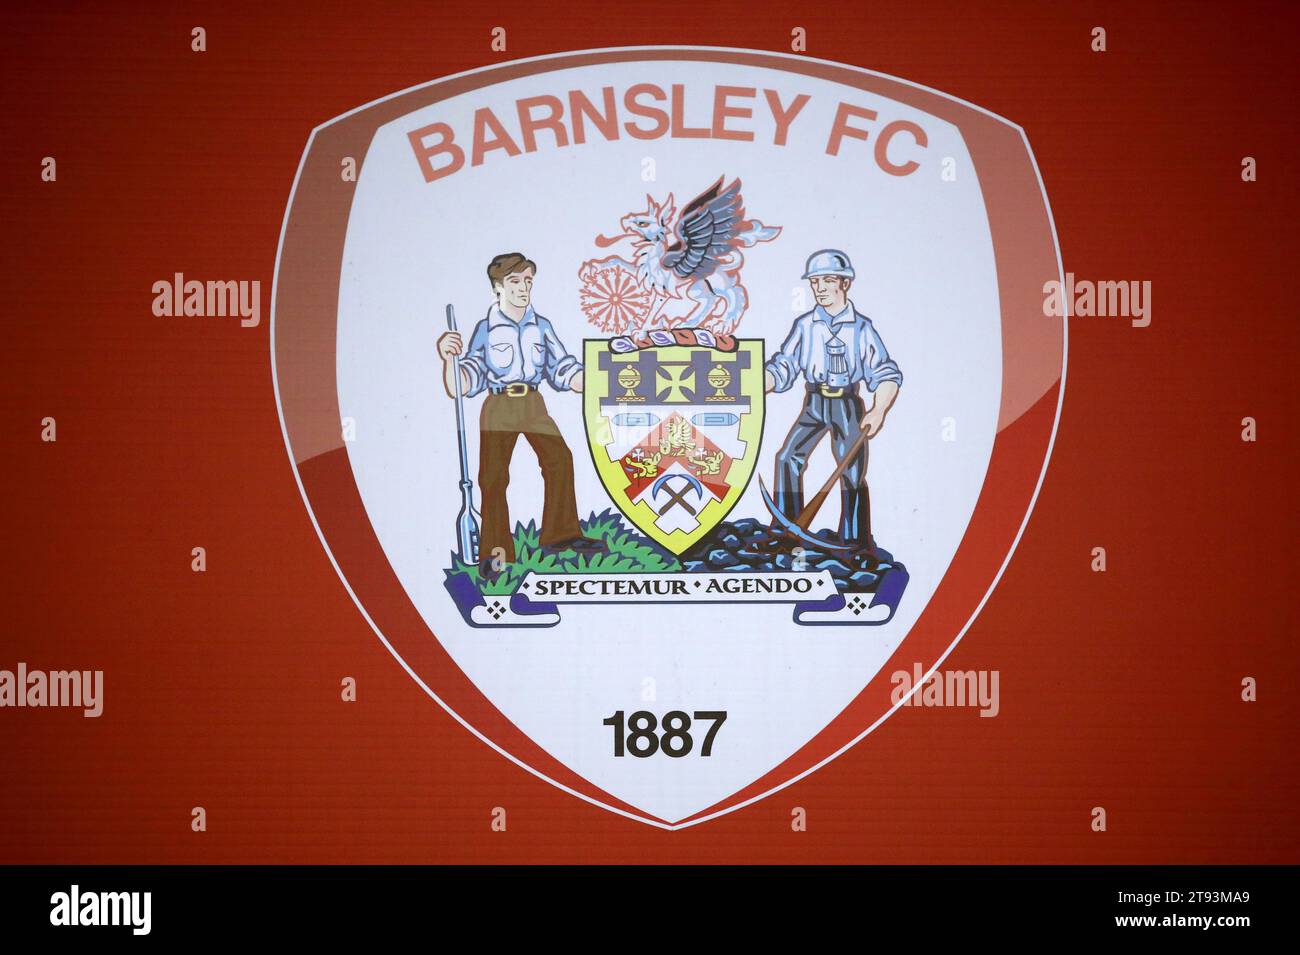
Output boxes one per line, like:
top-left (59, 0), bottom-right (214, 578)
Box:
top-left (477, 558), bottom-right (504, 585)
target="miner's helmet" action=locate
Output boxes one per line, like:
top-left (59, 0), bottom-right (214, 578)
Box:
top-left (802, 249), bottom-right (856, 280)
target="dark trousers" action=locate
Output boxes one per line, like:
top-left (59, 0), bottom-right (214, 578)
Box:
top-left (478, 391), bottom-right (582, 564)
top-left (773, 391), bottom-right (871, 547)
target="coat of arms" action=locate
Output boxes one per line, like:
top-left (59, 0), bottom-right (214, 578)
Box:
top-left (582, 333), bottom-right (764, 554)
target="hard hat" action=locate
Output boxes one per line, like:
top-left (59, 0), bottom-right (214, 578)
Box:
top-left (801, 249), bottom-right (855, 280)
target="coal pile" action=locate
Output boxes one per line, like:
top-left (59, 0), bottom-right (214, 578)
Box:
top-left (680, 518), bottom-right (902, 593)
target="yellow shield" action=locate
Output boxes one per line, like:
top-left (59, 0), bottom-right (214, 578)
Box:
top-left (583, 337), bottom-right (764, 555)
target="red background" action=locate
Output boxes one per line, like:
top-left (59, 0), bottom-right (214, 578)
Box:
top-left (2, 1), bottom-right (1296, 863)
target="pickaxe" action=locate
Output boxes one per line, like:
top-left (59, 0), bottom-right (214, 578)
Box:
top-left (652, 472), bottom-right (703, 516)
top-left (759, 420), bottom-right (874, 555)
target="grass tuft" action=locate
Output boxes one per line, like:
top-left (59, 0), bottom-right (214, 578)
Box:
top-left (451, 509), bottom-right (681, 594)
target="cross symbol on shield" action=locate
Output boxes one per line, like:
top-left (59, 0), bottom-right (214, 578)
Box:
top-left (654, 362), bottom-right (696, 403)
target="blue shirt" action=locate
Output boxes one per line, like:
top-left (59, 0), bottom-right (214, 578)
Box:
top-left (765, 300), bottom-right (903, 393)
top-left (459, 304), bottom-right (582, 397)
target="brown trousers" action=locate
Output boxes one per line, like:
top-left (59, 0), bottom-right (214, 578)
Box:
top-left (478, 390), bottom-right (582, 564)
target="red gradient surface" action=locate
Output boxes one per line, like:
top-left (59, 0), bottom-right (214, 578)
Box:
top-left (1, 1), bottom-right (1296, 863)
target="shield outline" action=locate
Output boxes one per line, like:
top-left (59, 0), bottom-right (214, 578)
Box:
top-left (581, 338), bottom-right (766, 555)
top-left (270, 46), bottom-right (1068, 829)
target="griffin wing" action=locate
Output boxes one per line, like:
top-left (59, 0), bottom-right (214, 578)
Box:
top-left (661, 176), bottom-right (744, 280)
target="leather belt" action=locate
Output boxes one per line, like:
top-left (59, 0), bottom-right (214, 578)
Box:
top-left (490, 382), bottom-right (537, 397)
top-left (806, 382), bottom-right (858, 399)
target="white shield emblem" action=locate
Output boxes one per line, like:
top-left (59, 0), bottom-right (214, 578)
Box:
top-left (272, 47), bottom-right (1065, 826)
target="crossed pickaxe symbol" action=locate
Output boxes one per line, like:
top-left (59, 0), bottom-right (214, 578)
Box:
top-left (651, 473), bottom-right (704, 516)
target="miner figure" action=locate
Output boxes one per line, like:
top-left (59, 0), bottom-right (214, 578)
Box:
top-left (764, 249), bottom-right (902, 553)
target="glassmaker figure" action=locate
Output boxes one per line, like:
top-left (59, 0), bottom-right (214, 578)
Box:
top-left (437, 252), bottom-right (603, 578)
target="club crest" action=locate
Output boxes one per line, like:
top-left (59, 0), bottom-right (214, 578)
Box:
top-left (271, 47), bottom-right (1066, 827)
